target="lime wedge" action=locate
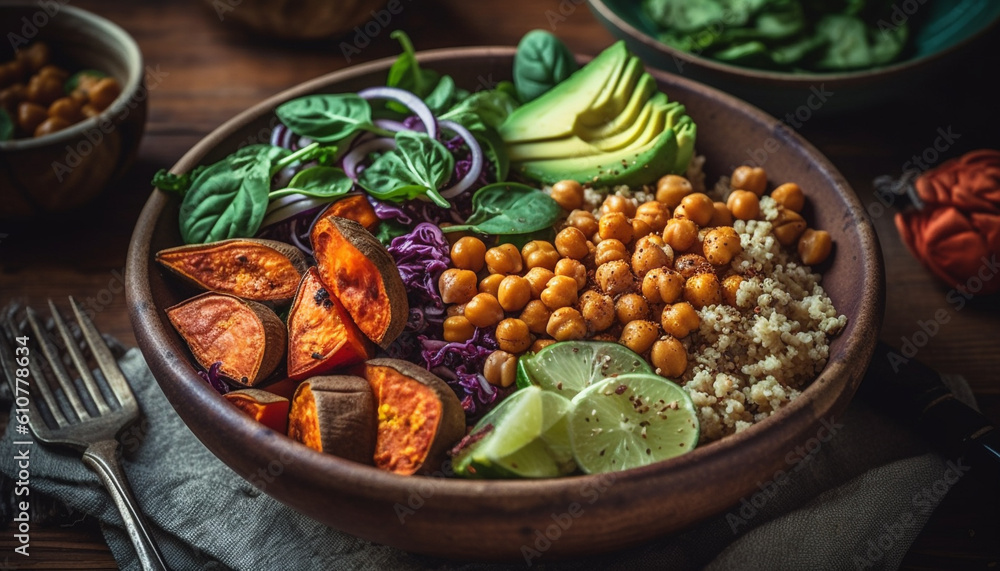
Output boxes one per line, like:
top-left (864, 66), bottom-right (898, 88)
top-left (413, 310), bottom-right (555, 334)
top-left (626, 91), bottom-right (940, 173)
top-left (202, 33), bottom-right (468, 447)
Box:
top-left (569, 373), bottom-right (699, 474)
top-left (520, 341), bottom-right (654, 399)
top-left (453, 386), bottom-right (575, 478)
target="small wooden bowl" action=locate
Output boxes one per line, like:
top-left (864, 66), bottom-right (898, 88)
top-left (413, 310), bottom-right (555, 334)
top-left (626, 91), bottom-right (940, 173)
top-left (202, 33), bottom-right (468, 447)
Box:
top-left (0, 2), bottom-right (146, 220)
top-left (127, 48), bottom-right (884, 560)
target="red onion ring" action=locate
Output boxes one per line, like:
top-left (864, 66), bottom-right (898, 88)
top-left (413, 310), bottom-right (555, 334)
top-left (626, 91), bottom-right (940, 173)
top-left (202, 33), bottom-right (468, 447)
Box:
top-left (358, 86), bottom-right (438, 140)
top-left (438, 120), bottom-right (484, 199)
top-left (342, 137), bottom-right (398, 180)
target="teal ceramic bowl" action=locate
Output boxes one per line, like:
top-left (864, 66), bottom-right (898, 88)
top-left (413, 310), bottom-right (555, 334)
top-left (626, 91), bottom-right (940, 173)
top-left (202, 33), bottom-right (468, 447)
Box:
top-left (587, 0), bottom-right (1000, 115)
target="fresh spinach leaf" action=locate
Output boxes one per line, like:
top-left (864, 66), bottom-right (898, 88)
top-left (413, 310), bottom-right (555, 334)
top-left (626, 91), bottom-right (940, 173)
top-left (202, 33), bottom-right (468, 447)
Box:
top-left (275, 94), bottom-right (373, 143)
top-left (513, 30), bottom-right (579, 103)
top-left (424, 75), bottom-right (457, 115)
top-left (442, 182), bottom-right (561, 235)
top-left (357, 131), bottom-right (454, 208)
top-left (475, 129), bottom-right (509, 181)
top-left (151, 167), bottom-right (205, 196)
top-left (374, 218), bottom-right (411, 246)
top-left (386, 30), bottom-right (440, 98)
top-left (269, 142), bottom-right (339, 177)
top-left (270, 166), bottom-right (353, 199)
top-left (440, 89), bottom-right (519, 130)
top-left (0, 109), bottom-right (13, 141)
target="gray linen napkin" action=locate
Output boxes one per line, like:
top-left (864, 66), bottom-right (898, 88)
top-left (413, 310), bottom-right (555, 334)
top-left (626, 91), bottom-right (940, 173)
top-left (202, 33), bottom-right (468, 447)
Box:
top-left (0, 347), bottom-right (973, 571)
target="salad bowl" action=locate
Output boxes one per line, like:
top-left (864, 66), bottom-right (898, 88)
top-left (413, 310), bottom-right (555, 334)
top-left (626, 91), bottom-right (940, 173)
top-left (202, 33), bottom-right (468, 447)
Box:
top-left (126, 47), bottom-right (884, 559)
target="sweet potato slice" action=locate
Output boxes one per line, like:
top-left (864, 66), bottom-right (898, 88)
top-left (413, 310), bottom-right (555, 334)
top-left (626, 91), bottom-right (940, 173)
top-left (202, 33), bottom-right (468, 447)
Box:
top-left (363, 358), bottom-right (465, 475)
top-left (311, 216), bottom-right (407, 348)
top-left (287, 376), bottom-right (377, 464)
top-left (318, 194), bottom-right (379, 231)
top-left (156, 238), bottom-right (307, 304)
top-left (224, 389), bottom-right (290, 433)
top-left (287, 267), bottom-right (372, 380)
top-left (167, 292), bottom-right (286, 387)
top-left (258, 376), bottom-right (301, 400)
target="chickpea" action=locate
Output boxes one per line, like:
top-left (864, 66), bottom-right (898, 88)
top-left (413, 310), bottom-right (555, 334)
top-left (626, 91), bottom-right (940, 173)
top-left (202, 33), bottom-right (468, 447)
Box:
top-left (631, 235), bottom-right (673, 278)
top-left (546, 307), bottom-right (587, 341)
top-left (635, 201), bottom-right (670, 233)
top-left (771, 183), bottom-right (805, 212)
top-left (674, 192), bottom-right (715, 227)
top-left (661, 218), bottom-right (698, 252)
top-left (48, 97), bottom-right (82, 123)
top-left (17, 43), bottom-right (50, 73)
top-left (465, 293), bottom-right (504, 328)
top-left (443, 315), bottom-right (476, 343)
top-left (0, 63), bottom-right (21, 89)
top-left (727, 190), bottom-right (760, 221)
top-left (554, 258), bottom-right (587, 290)
top-left (25, 74), bottom-right (63, 106)
top-left (674, 253), bottom-right (714, 279)
top-left (730, 165), bottom-right (767, 196)
top-left (496, 318), bottom-right (532, 354)
top-left (772, 208), bottom-right (807, 247)
top-left (620, 320), bottom-right (659, 354)
top-left (798, 229), bottom-right (832, 265)
top-left (69, 88), bottom-right (89, 106)
top-left (579, 290), bottom-right (615, 333)
top-left (520, 300), bottom-right (553, 335)
top-left (601, 194), bottom-right (637, 217)
top-left (651, 337), bottom-right (688, 378)
top-left (641, 268), bottom-right (685, 304)
top-left (485, 243), bottom-right (522, 274)
top-left (37, 65), bottom-right (68, 82)
top-left (594, 238), bottom-right (628, 265)
top-left (33, 116), bottom-right (69, 137)
top-left (438, 268), bottom-right (478, 304)
top-left (595, 260), bottom-right (635, 296)
top-left (521, 240), bottom-right (560, 270)
top-left (540, 275), bottom-right (579, 310)
top-left (660, 302), bottom-right (700, 338)
top-left (524, 267), bottom-right (555, 298)
top-left (656, 174), bottom-right (693, 208)
top-left (550, 179), bottom-right (584, 210)
top-left (479, 273), bottom-right (505, 297)
top-left (702, 226), bottom-right (743, 266)
top-left (530, 338), bottom-right (556, 353)
top-left (566, 209), bottom-right (599, 238)
top-left (81, 104), bottom-right (100, 119)
top-left (708, 201), bottom-right (734, 227)
top-left (446, 303), bottom-right (466, 317)
top-left (17, 101), bottom-right (48, 134)
top-left (88, 77), bottom-right (121, 111)
top-left (483, 350), bottom-right (517, 388)
top-left (631, 218), bottom-right (653, 241)
top-left (616, 293), bottom-right (650, 324)
top-left (451, 236), bottom-right (486, 272)
top-left (721, 274), bottom-right (744, 307)
top-left (683, 273), bottom-right (722, 309)
top-left (0, 84), bottom-right (26, 113)
top-left (498, 275), bottom-right (532, 312)
top-left (599, 211), bottom-right (633, 243)
top-left (554, 227), bottom-right (590, 260)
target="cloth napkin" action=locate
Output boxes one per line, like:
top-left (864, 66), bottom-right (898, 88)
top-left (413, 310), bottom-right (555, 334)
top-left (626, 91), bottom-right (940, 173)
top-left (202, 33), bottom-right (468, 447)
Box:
top-left (0, 346), bottom-right (975, 571)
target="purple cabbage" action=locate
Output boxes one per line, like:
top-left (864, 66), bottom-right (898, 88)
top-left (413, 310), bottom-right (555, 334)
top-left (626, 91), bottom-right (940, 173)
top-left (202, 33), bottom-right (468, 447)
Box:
top-left (419, 328), bottom-right (508, 415)
top-left (197, 362), bottom-right (229, 395)
top-left (387, 223), bottom-right (451, 330)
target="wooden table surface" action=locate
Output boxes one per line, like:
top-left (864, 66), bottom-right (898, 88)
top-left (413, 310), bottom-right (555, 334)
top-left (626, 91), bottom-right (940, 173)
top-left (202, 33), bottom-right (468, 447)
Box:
top-left (1, 0), bottom-right (998, 568)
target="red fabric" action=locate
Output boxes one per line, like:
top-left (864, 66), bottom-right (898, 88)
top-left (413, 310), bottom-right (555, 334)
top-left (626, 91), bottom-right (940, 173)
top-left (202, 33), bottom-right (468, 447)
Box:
top-left (895, 149), bottom-right (1000, 295)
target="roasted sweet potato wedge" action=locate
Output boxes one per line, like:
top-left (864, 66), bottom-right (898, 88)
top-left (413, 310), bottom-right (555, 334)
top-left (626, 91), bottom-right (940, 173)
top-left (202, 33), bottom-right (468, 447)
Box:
top-left (156, 238), bottom-right (307, 304)
top-left (363, 358), bottom-right (465, 475)
top-left (318, 194), bottom-right (379, 231)
top-left (311, 216), bottom-right (407, 348)
top-left (287, 376), bottom-right (377, 464)
top-left (258, 376), bottom-right (300, 401)
top-left (287, 267), bottom-right (372, 380)
top-left (167, 292), bottom-right (286, 387)
top-left (224, 389), bottom-right (290, 433)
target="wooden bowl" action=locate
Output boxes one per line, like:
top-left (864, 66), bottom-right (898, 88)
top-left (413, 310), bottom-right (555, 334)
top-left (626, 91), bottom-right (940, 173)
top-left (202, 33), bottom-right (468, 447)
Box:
top-left (0, 2), bottom-right (146, 220)
top-left (126, 47), bottom-right (884, 560)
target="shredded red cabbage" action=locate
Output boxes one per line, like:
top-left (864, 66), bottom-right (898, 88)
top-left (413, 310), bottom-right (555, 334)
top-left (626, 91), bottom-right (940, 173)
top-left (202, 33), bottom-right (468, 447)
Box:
top-left (197, 362), bottom-right (229, 395)
top-left (387, 222), bottom-right (451, 320)
top-left (419, 328), bottom-right (509, 416)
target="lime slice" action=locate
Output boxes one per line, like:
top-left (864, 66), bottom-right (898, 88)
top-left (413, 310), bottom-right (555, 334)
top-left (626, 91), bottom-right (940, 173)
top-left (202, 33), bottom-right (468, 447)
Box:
top-left (521, 341), bottom-right (653, 398)
top-left (569, 373), bottom-right (699, 474)
top-left (453, 386), bottom-right (575, 478)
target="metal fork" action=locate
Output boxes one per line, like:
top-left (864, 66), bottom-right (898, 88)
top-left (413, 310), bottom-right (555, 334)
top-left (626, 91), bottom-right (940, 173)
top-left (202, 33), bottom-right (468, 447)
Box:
top-left (1, 298), bottom-right (167, 571)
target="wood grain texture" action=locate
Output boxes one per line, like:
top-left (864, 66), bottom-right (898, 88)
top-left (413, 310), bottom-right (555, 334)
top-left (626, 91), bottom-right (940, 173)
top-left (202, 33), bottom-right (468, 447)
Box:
top-left (1, 0), bottom-right (997, 567)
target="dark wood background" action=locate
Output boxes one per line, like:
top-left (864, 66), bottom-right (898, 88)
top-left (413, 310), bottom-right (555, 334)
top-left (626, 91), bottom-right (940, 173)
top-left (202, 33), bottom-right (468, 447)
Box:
top-left (1, 0), bottom-right (998, 567)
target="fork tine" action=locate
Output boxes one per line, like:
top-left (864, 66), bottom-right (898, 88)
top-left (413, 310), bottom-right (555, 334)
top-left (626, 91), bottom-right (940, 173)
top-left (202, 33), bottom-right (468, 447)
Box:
top-left (4, 314), bottom-right (68, 428)
top-left (26, 306), bottom-right (92, 422)
top-left (49, 299), bottom-right (113, 415)
top-left (69, 297), bottom-right (136, 410)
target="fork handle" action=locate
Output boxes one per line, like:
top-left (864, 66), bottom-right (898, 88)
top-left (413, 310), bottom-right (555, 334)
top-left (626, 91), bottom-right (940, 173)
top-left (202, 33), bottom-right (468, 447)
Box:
top-left (83, 440), bottom-right (169, 571)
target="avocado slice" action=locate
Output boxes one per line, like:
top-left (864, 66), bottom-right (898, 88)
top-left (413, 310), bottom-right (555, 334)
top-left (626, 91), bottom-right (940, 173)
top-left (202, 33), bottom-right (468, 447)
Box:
top-left (575, 76), bottom-right (657, 141)
top-left (673, 119), bottom-right (697, 174)
top-left (517, 127), bottom-right (680, 187)
top-left (499, 41), bottom-right (629, 143)
top-left (577, 56), bottom-right (644, 128)
top-left (590, 97), bottom-right (666, 152)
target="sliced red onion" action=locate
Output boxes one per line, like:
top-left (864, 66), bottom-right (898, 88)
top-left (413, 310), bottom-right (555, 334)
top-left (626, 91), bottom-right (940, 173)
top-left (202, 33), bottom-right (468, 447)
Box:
top-left (438, 120), bottom-right (483, 199)
top-left (295, 136), bottom-right (313, 150)
top-left (342, 137), bottom-right (397, 180)
top-left (288, 218), bottom-right (312, 253)
top-left (374, 118), bottom-right (410, 133)
top-left (358, 86), bottom-right (438, 140)
top-left (261, 195), bottom-right (330, 228)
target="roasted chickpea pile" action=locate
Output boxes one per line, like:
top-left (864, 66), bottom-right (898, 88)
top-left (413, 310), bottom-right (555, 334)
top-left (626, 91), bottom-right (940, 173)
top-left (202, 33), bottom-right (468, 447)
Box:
top-left (0, 42), bottom-right (122, 140)
top-left (439, 170), bottom-right (833, 388)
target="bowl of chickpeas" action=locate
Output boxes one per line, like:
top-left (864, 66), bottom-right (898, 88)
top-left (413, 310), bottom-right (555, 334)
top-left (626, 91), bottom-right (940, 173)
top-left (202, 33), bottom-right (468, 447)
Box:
top-left (0, 2), bottom-right (145, 220)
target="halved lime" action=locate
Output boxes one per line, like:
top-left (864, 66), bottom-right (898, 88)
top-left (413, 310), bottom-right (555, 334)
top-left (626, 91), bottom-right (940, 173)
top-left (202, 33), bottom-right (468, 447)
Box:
top-left (520, 341), bottom-right (654, 399)
top-left (452, 386), bottom-right (575, 478)
top-left (569, 373), bottom-right (699, 474)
